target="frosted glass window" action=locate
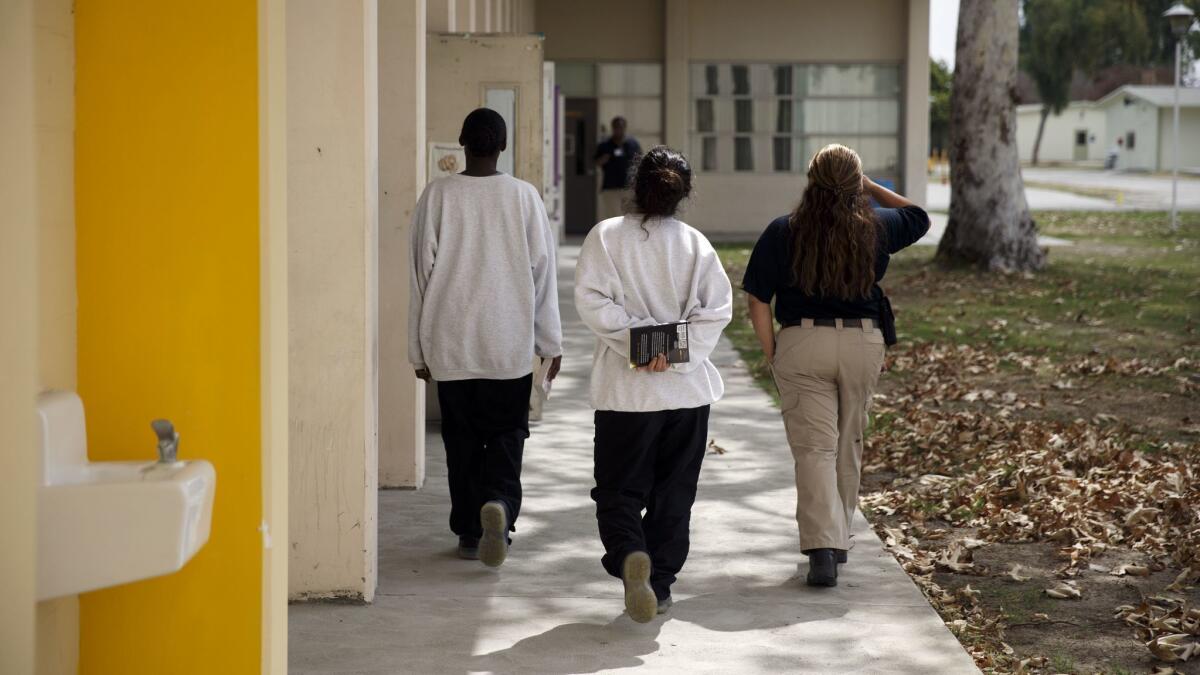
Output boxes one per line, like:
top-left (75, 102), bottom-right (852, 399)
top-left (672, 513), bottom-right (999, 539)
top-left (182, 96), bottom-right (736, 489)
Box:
top-left (557, 63), bottom-right (596, 97)
top-left (702, 137), bottom-right (717, 171)
top-left (599, 64), bottom-right (662, 96)
top-left (735, 100), bottom-right (753, 133)
top-left (732, 66), bottom-right (750, 95)
top-left (773, 137), bottom-right (792, 172)
top-left (689, 62), bottom-right (901, 175)
top-left (775, 66), bottom-right (793, 96)
top-left (695, 99), bottom-right (714, 132)
top-left (734, 137), bottom-right (753, 171)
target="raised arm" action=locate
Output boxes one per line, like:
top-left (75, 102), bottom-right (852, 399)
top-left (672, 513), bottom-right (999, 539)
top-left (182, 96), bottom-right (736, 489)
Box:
top-left (574, 230), bottom-right (656, 358)
top-left (672, 244), bottom-right (733, 373)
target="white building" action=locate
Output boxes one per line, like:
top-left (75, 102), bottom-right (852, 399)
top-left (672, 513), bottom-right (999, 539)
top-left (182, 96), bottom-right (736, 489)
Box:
top-left (1019, 85), bottom-right (1200, 171)
top-left (1097, 85), bottom-right (1200, 172)
top-left (1016, 101), bottom-right (1107, 164)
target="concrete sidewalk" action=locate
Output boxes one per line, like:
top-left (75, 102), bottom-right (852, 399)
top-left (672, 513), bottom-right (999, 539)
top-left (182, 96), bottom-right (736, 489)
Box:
top-left (290, 246), bottom-right (979, 674)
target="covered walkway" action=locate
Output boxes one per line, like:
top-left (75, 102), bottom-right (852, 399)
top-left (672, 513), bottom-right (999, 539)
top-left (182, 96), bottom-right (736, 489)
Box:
top-left (289, 246), bottom-right (979, 674)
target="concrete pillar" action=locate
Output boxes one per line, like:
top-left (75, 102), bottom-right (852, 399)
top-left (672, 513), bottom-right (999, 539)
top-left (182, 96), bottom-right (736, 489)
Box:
top-left (483, 0), bottom-right (493, 31)
top-left (904, 0), bottom-right (930, 204)
top-left (287, 0), bottom-right (380, 602)
top-left (428, 0), bottom-right (452, 32)
top-left (0, 2), bottom-right (39, 672)
top-left (379, 0), bottom-right (427, 489)
top-left (456, 0), bottom-right (475, 32)
top-left (664, 0), bottom-right (689, 150)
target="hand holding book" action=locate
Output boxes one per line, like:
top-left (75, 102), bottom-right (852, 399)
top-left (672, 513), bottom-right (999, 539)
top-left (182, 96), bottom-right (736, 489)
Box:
top-left (629, 322), bottom-right (690, 369)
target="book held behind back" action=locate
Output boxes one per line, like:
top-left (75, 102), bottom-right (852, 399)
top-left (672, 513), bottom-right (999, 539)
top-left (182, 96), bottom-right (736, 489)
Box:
top-left (629, 321), bottom-right (690, 368)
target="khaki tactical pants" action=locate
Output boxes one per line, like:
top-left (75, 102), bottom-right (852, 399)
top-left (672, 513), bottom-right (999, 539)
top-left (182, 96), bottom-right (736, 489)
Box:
top-left (772, 319), bottom-right (885, 552)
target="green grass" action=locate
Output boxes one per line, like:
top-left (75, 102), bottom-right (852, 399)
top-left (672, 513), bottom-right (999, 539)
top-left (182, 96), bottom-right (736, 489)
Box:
top-left (885, 211), bottom-right (1199, 360)
top-left (718, 212), bottom-right (1199, 373)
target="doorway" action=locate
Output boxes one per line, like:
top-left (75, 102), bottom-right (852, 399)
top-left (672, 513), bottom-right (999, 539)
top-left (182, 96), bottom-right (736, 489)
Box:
top-left (1073, 129), bottom-right (1088, 161)
top-left (564, 97), bottom-right (598, 235)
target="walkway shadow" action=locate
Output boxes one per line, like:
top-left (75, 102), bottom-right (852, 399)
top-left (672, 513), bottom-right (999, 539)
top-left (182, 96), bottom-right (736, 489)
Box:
top-left (471, 614), bottom-right (663, 675)
top-left (668, 581), bottom-right (849, 633)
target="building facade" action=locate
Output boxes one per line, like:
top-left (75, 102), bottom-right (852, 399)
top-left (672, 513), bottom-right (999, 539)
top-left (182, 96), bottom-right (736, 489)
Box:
top-left (1016, 102), bottom-right (1107, 165)
top-left (538, 0), bottom-right (930, 236)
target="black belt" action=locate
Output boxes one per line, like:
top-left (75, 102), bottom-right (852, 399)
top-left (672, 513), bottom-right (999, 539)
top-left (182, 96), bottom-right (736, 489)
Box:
top-left (783, 318), bottom-right (874, 329)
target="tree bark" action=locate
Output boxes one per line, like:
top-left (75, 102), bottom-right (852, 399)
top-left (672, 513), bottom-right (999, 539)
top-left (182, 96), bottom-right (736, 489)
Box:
top-left (1032, 105), bottom-right (1050, 167)
top-left (937, 0), bottom-right (1045, 272)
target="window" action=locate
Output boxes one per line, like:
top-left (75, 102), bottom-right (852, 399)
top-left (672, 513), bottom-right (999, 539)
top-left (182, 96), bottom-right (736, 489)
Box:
top-left (564, 63), bottom-right (665, 149)
top-left (1126, 131), bottom-right (1136, 149)
top-left (690, 63), bottom-right (902, 177)
top-left (734, 137), bottom-right (754, 171)
top-left (1075, 131), bottom-right (1087, 146)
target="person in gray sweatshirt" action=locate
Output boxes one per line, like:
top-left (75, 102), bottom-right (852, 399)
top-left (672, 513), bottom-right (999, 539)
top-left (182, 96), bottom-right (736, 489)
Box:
top-left (575, 147), bottom-right (733, 622)
top-left (409, 108), bottom-right (563, 568)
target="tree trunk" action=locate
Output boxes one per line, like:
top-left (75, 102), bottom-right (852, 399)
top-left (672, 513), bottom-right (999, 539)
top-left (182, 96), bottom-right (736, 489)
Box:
top-left (937, 0), bottom-right (1045, 272)
top-left (1032, 105), bottom-right (1050, 167)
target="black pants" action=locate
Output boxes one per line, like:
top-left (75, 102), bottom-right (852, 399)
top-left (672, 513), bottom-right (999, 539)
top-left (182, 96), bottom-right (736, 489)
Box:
top-left (592, 406), bottom-right (710, 601)
top-left (437, 374), bottom-right (532, 539)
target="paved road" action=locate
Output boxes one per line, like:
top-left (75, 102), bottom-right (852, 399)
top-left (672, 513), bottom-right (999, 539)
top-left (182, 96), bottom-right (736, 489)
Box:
top-left (289, 246), bottom-right (980, 674)
top-left (928, 168), bottom-right (1200, 212)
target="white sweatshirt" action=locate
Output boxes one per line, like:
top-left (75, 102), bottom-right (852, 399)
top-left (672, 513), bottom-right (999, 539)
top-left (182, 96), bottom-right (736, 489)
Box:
top-left (409, 173), bottom-right (562, 382)
top-left (575, 215), bottom-right (734, 412)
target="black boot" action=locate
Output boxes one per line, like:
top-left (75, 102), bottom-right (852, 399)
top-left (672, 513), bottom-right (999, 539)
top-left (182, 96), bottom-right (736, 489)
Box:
top-left (806, 549), bottom-right (838, 587)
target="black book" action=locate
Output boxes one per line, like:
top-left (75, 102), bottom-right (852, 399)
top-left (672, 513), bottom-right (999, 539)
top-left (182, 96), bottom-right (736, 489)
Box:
top-left (629, 321), bottom-right (690, 368)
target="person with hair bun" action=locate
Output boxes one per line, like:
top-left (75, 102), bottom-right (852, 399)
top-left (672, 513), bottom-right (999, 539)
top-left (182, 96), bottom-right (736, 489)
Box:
top-left (575, 146), bottom-right (733, 622)
top-left (742, 144), bottom-right (929, 588)
top-left (409, 108), bottom-right (563, 568)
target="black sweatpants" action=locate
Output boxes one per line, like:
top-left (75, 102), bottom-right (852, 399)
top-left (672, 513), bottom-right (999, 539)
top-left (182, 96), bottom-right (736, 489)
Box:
top-left (437, 374), bottom-right (532, 539)
top-left (592, 405), bottom-right (710, 601)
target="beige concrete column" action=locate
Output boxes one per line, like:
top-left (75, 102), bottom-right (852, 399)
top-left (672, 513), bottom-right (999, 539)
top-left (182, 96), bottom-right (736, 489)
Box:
top-left (287, 0), bottom-right (380, 602)
top-left (1, 3), bottom-right (39, 672)
top-left (905, 0), bottom-right (930, 204)
top-left (379, 0), bottom-right (427, 488)
top-left (664, 0), bottom-right (689, 150)
top-left (456, 0), bottom-right (475, 32)
top-left (428, 0), bottom-right (453, 32)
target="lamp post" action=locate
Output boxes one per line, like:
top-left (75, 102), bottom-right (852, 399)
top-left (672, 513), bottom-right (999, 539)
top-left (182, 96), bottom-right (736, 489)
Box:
top-left (1163, 3), bottom-right (1196, 231)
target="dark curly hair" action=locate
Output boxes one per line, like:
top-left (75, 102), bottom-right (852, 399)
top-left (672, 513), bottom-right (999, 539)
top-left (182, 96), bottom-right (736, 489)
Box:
top-left (459, 108), bottom-right (506, 158)
top-left (631, 146), bottom-right (692, 224)
top-left (789, 143), bottom-right (879, 300)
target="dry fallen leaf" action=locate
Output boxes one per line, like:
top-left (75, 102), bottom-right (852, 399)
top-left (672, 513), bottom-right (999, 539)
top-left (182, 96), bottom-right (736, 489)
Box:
top-left (1045, 582), bottom-right (1082, 600)
top-left (1007, 564), bottom-right (1032, 582)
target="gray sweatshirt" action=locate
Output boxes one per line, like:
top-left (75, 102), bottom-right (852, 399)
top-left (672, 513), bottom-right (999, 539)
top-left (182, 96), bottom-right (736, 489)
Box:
top-left (409, 173), bottom-right (562, 381)
top-left (575, 215), bottom-right (734, 412)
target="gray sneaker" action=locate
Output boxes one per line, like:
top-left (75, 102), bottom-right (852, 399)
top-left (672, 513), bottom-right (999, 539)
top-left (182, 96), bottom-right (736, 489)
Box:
top-left (622, 551), bottom-right (657, 623)
top-left (656, 596), bottom-right (673, 615)
top-left (478, 501), bottom-right (509, 568)
top-left (457, 536), bottom-right (479, 560)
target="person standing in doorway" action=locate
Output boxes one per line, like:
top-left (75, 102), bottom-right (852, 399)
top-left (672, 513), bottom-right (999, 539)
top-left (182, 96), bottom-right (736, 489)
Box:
top-left (594, 116), bottom-right (642, 222)
top-left (409, 108), bottom-right (563, 568)
top-left (742, 144), bottom-right (928, 588)
top-left (576, 147), bottom-right (733, 622)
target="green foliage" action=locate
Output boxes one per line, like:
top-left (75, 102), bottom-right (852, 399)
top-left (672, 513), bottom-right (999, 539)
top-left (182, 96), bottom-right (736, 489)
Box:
top-left (1021, 0), bottom-right (1091, 116)
top-left (930, 58), bottom-right (952, 154)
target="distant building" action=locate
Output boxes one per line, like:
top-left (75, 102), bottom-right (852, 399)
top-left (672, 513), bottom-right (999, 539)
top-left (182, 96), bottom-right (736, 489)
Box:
top-left (1096, 85), bottom-right (1200, 172)
top-left (1017, 85), bottom-right (1200, 171)
top-left (1017, 101), bottom-right (1106, 164)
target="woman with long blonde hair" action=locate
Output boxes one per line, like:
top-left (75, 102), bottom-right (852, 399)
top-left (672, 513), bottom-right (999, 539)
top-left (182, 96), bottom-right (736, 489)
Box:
top-left (742, 144), bottom-right (929, 587)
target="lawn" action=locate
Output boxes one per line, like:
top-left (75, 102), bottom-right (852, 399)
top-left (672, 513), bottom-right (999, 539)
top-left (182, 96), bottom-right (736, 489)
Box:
top-left (715, 211), bottom-right (1200, 675)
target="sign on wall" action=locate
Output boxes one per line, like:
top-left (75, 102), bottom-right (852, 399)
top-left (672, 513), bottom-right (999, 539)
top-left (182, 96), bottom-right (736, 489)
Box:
top-left (427, 142), bottom-right (466, 183)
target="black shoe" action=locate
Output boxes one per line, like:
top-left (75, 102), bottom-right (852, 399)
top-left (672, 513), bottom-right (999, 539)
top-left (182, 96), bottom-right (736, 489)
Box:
top-left (457, 536), bottom-right (479, 560)
top-left (621, 551), bottom-right (657, 623)
top-left (478, 501), bottom-right (509, 568)
top-left (806, 549), bottom-right (838, 587)
top-left (837, 549), bottom-right (848, 564)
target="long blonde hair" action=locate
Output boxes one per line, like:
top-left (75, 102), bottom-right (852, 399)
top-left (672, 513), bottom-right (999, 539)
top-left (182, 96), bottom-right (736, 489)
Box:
top-left (788, 144), bottom-right (879, 299)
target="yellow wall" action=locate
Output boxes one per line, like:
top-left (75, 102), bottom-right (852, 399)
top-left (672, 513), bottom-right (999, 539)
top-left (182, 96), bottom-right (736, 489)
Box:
top-left (75, 1), bottom-right (262, 673)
